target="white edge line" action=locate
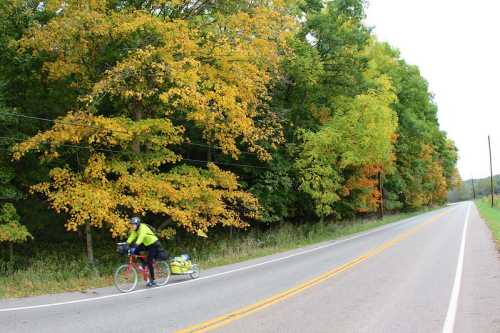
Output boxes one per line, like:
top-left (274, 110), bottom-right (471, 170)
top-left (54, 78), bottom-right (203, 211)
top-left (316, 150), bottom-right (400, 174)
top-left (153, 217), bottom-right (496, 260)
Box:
top-left (442, 202), bottom-right (471, 333)
top-left (0, 207), bottom-right (451, 312)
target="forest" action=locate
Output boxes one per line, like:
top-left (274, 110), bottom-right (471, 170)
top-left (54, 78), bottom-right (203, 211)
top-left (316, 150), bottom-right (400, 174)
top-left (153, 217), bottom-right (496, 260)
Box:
top-left (0, 0), bottom-right (458, 267)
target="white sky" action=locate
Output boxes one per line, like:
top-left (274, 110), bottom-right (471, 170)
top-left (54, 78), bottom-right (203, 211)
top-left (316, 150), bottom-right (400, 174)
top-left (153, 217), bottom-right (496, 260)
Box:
top-left (365, 0), bottom-right (500, 180)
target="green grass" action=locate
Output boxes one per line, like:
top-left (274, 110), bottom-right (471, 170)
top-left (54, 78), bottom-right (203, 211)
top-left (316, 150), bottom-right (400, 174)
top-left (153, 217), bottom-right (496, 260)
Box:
top-left (0, 209), bottom-right (432, 299)
top-left (475, 197), bottom-right (500, 248)
top-left (193, 211), bottom-right (425, 268)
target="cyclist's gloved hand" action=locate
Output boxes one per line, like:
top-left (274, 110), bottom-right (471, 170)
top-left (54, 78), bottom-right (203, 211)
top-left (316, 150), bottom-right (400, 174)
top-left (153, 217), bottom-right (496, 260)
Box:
top-left (130, 245), bottom-right (137, 255)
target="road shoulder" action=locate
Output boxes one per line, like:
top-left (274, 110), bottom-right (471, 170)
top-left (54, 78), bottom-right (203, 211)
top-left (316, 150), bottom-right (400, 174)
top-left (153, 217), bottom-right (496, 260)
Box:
top-left (455, 204), bottom-right (500, 332)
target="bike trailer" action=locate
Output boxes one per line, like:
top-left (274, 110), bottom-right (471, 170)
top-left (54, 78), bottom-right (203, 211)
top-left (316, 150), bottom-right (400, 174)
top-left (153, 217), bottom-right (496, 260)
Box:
top-left (170, 254), bottom-right (193, 274)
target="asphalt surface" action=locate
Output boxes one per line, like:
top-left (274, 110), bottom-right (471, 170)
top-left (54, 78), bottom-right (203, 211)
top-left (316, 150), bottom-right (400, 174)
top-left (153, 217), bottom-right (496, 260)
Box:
top-left (1, 202), bottom-right (499, 333)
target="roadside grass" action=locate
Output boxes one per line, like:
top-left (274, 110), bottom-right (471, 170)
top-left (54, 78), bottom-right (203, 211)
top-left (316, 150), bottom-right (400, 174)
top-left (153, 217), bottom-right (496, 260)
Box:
top-left (0, 209), bottom-right (432, 299)
top-left (475, 197), bottom-right (500, 248)
top-left (0, 250), bottom-right (119, 299)
top-left (194, 211), bottom-right (425, 268)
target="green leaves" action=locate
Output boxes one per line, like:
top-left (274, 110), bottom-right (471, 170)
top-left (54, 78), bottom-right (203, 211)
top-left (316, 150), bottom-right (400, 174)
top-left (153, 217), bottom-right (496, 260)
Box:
top-left (0, 203), bottom-right (32, 243)
top-left (11, 0), bottom-right (297, 238)
top-left (1, 0), bottom-right (458, 245)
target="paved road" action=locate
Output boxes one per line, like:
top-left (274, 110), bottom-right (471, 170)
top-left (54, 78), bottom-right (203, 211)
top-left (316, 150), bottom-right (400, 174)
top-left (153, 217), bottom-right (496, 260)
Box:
top-left (1, 202), bottom-right (499, 332)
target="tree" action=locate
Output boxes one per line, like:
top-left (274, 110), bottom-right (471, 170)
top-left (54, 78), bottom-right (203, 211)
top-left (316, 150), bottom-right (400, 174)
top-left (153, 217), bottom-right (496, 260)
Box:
top-left (12, 0), bottom-right (295, 262)
top-left (0, 75), bottom-right (33, 262)
top-left (295, 72), bottom-right (397, 219)
top-left (287, 10), bottom-right (398, 220)
top-left (0, 203), bottom-right (32, 262)
top-left (0, 0), bottom-right (460, 262)
top-left (366, 42), bottom-right (458, 209)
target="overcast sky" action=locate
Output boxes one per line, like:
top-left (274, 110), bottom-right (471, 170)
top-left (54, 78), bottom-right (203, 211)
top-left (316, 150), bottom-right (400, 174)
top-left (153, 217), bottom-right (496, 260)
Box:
top-left (364, 0), bottom-right (500, 180)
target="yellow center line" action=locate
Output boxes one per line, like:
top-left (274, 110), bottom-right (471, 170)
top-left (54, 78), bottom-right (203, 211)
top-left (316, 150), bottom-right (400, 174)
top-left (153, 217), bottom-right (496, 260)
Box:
top-left (175, 208), bottom-right (454, 333)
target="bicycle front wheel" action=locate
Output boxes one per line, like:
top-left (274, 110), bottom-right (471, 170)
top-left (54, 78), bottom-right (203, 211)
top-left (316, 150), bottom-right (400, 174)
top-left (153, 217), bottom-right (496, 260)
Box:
top-left (114, 264), bottom-right (138, 293)
top-left (154, 261), bottom-right (171, 286)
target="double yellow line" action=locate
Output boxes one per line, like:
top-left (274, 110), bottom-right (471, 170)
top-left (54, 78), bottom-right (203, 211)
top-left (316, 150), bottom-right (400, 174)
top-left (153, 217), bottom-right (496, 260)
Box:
top-left (176, 209), bottom-right (453, 333)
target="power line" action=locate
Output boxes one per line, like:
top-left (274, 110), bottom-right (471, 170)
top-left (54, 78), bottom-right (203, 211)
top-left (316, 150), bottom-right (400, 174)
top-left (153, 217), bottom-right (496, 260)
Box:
top-left (183, 158), bottom-right (270, 170)
top-left (0, 136), bottom-right (120, 154)
top-left (0, 111), bottom-right (259, 156)
top-left (0, 136), bottom-right (271, 170)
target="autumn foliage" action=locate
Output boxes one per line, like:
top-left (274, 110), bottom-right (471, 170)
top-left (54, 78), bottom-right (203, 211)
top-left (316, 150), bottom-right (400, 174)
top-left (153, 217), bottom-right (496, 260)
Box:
top-left (0, 0), bottom-right (458, 247)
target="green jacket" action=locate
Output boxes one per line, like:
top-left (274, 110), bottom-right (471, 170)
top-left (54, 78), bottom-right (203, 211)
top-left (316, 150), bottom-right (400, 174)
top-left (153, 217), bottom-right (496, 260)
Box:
top-left (127, 224), bottom-right (158, 246)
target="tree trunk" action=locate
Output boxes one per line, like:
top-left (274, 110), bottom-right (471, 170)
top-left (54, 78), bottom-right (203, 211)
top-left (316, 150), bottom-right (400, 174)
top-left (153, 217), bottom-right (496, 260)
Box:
top-left (207, 144), bottom-right (212, 162)
top-left (85, 222), bottom-right (95, 264)
top-left (9, 242), bottom-right (13, 263)
top-left (378, 171), bottom-right (384, 220)
top-left (132, 108), bottom-right (142, 153)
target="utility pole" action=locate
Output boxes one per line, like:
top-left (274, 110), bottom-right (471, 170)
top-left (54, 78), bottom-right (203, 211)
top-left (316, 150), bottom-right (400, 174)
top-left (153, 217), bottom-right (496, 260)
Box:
top-left (471, 175), bottom-right (476, 200)
top-left (378, 171), bottom-right (384, 219)
top-left (489, 135), bottom-right (495, 207)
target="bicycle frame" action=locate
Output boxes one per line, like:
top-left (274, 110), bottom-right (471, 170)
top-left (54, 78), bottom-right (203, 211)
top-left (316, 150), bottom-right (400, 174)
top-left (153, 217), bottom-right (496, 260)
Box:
top-left (127, 254), bottom-right (150, 281)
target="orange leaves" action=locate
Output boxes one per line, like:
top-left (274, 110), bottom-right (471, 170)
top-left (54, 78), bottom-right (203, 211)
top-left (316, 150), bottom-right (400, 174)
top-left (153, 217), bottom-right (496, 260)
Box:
top-left (295, 38), bottom-right (400, 218)
top-left (341, 165), bottom-right (382, 213)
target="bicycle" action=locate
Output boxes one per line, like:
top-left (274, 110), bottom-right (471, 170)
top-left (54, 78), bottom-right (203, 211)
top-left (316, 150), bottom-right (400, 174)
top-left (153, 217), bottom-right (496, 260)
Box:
top-left (114, 242), bottom-right (171, 293)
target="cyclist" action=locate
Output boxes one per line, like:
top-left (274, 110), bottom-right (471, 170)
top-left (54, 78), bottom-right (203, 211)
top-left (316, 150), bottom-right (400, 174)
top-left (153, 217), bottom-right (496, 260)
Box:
top-left (127, 217), bottom-right (161, 287)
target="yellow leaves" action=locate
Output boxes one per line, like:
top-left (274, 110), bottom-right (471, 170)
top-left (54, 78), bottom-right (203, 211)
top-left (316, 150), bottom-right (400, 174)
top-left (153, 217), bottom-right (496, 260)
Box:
top-left (143, 6), bottom-right (291, 161)
top-left (449, 168), bottom-right (462, 190)
top-left (159, 228), bottom-right (177, 240)
top-left (91, 46), bottom-right (173, 103)
top-left (421, 144), bottom-right (448, 204)
top-left (13, 112), bottom-right (184, 171)
top-left (114, 164), bottom-right (259, 235)
top-left (196, 229), bottom-right (208, 238)
top-left (45, 61), bottom-right (83, 82)
top-left (32, 165), bottom-right (126, 236)
top-left (295, 38), bottom-right (403, 218)
top-left (0, 204), bottom-right (32, 243)
top-left (206, 163), bottom-right (239, 191)
top-left (0, 222), bottom-right (32, 243)
top-left (18, 7), bottom-right (111, 90)
top-left (29, 154), bottom-right (260, 238)
top-left (14, 1), bottom-right (292, 239)
top-left (45, 0), bottom-right (108, 13)
top-left (18, 0), bottom-right (292, 163)
top-left (402, 144), bottom-right (450, 208)
top-left (84, 153), bottom-right (107, 182)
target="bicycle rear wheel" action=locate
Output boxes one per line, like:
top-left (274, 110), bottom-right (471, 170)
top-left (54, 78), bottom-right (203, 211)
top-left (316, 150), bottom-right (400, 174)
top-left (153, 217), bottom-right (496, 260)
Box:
top-left (189, 264), bottom-right (200, 279)
top-left (154, 261), bottom-right (171, 286)
top-left (114, 264), bottom-right (138, 293)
